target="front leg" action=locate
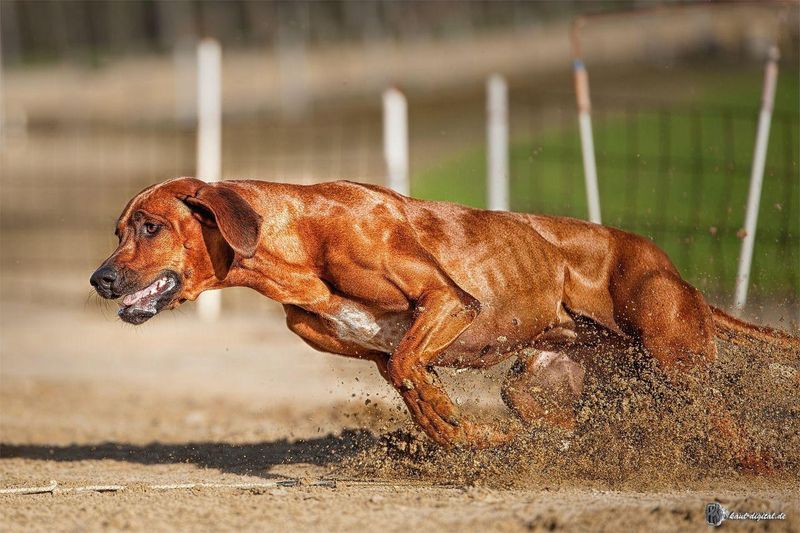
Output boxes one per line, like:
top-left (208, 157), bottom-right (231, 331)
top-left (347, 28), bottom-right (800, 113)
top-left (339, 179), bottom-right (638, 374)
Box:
top-left (284, 304), bottom-right (390, 381)
top-left (387, 288), bottom-right (510, 448)
top-left (263, 270), bottom-right (508, 446)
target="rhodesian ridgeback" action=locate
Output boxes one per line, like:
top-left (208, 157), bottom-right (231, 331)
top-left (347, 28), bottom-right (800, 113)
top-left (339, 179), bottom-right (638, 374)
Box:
top-left (91, 177), bottom-right (798, 458)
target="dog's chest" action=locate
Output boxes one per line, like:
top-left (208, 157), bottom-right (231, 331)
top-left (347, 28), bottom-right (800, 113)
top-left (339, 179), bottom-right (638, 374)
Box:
top-left (325, 305), bottom-right (411, 353)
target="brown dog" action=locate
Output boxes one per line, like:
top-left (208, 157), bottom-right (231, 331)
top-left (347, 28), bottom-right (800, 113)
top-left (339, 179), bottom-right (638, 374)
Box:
top-left (91, 177), bottom-right (798, 451)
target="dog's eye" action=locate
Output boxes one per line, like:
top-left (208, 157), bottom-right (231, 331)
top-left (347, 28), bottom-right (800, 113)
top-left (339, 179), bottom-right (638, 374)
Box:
top-left (142, 222), bottom-right (161, 237)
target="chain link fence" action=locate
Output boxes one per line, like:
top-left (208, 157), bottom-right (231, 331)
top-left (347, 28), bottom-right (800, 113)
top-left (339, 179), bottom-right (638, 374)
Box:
top-left (508, 101), bottom-right (799, 302)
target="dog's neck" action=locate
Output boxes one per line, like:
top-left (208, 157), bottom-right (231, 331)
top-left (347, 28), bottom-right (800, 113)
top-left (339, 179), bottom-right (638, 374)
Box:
top-left (198, 182), bottom-right (322, 304)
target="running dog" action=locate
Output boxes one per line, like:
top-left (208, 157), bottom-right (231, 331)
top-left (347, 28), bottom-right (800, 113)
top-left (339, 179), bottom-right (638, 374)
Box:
top-left (91, 177), bottom-right (798, 458)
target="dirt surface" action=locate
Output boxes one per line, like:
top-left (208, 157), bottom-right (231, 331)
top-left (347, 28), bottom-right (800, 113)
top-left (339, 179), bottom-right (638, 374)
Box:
top-left (1, 302), bottom-right (798, 532)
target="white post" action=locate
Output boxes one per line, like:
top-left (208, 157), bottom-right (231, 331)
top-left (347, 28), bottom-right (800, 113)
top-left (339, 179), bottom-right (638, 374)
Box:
top-left (196, 38), bottom-right (222, 321)
top-left (734, 46), bottom-right (779, 313)
top-left (574, 59), bottom-right (602, 224)
top-left (486, 74), bottom-right (509, 211)
top-left (383, 87), bottom-right (409, 196)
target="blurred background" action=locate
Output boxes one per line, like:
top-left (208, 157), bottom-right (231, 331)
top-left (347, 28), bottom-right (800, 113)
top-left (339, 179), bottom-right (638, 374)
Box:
top-left (0, 2), bottom-right (799, 500)
top-left (1, 4), bottom-right (799, 513)
top-left (1, 0), bottom-right (798, 324)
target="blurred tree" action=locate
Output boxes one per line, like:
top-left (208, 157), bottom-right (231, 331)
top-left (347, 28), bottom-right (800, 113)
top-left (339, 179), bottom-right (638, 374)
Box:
top-left (0, 0), bottom-right (616, 67)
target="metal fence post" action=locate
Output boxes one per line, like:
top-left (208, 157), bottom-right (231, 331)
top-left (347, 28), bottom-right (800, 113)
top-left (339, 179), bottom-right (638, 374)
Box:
top-left (196, 38), bottom-right (222, 321)
top-left (734, 46), bottom-right (779, 313)
top-left (571, 21), bottom-right (602, 224)
top-left (383, 87), bottom-right (409, 196)
top-left (487, 74), bottom-right (509, 211)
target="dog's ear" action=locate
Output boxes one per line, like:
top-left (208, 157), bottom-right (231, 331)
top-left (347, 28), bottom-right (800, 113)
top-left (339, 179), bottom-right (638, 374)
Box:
top-left (181, 184), bottom-right (262, 259)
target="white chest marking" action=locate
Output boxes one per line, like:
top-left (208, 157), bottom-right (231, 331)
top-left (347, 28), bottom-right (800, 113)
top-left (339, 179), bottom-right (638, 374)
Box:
top-left (325, 305), bottom-right (409, 353)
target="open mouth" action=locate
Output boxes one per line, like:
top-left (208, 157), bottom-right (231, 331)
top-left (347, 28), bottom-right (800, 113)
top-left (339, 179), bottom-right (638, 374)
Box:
top-left (118, 271), bottom-right (181, 324)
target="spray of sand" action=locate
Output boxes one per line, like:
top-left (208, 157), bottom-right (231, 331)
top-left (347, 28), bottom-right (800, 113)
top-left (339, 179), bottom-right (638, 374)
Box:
top-left (338, 338), bottom-right (799, 489)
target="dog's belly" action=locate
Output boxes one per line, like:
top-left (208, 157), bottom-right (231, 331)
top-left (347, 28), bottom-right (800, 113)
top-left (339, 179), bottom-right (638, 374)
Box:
top-left (326, 303), bottom-right (510, 360)
top-left (435, 329), bottom-right (536, 367)
top-left (324, 300), bottom-right (570, 367)
top-left (433, 304), bottom-right (576, 367)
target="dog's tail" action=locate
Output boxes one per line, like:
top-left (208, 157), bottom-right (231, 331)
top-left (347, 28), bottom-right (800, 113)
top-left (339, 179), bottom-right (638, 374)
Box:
top-left (710, 305), bottom-right (800, 353)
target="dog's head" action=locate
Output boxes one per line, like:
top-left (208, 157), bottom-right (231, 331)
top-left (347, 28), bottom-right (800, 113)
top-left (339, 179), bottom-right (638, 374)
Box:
top-left (90, 177), bottom-right (262, 324)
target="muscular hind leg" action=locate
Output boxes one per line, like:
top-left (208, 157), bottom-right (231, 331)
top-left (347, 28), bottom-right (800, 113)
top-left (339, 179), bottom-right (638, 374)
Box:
top-left (501, 350), bottom-right (585, 430)
top-left (623, 272), bottom-right (717, 371)
top-left (624, 273), bottom-right (767, 471)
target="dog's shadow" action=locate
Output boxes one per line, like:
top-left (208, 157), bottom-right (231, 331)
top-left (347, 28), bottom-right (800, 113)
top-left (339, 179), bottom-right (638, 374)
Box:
top-left (0, 429), bottom-right (376, 480)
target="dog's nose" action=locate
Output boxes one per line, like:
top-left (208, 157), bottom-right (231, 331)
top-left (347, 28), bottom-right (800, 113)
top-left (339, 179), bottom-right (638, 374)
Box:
top-left (90, 266), bottom-right (118, 292)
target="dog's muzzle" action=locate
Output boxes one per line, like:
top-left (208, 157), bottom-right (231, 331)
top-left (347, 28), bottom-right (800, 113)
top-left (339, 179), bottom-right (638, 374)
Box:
top-left (90, 266), bottom-right (182, 325)
top-left (115, 271), bottom-right (181, 325)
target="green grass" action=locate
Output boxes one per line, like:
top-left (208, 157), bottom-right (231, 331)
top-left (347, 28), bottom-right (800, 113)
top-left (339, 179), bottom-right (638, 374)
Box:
top-left (411, 69), bottom-right (799, 298)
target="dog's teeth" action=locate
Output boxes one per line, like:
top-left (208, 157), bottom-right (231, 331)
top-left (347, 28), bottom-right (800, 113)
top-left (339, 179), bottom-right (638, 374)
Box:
top-left (121, 277), bottom-right (173, 308)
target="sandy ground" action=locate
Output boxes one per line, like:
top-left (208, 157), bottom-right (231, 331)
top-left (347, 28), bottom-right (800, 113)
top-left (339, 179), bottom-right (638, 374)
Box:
top-left (1, 301), bottom-right (798, 532)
